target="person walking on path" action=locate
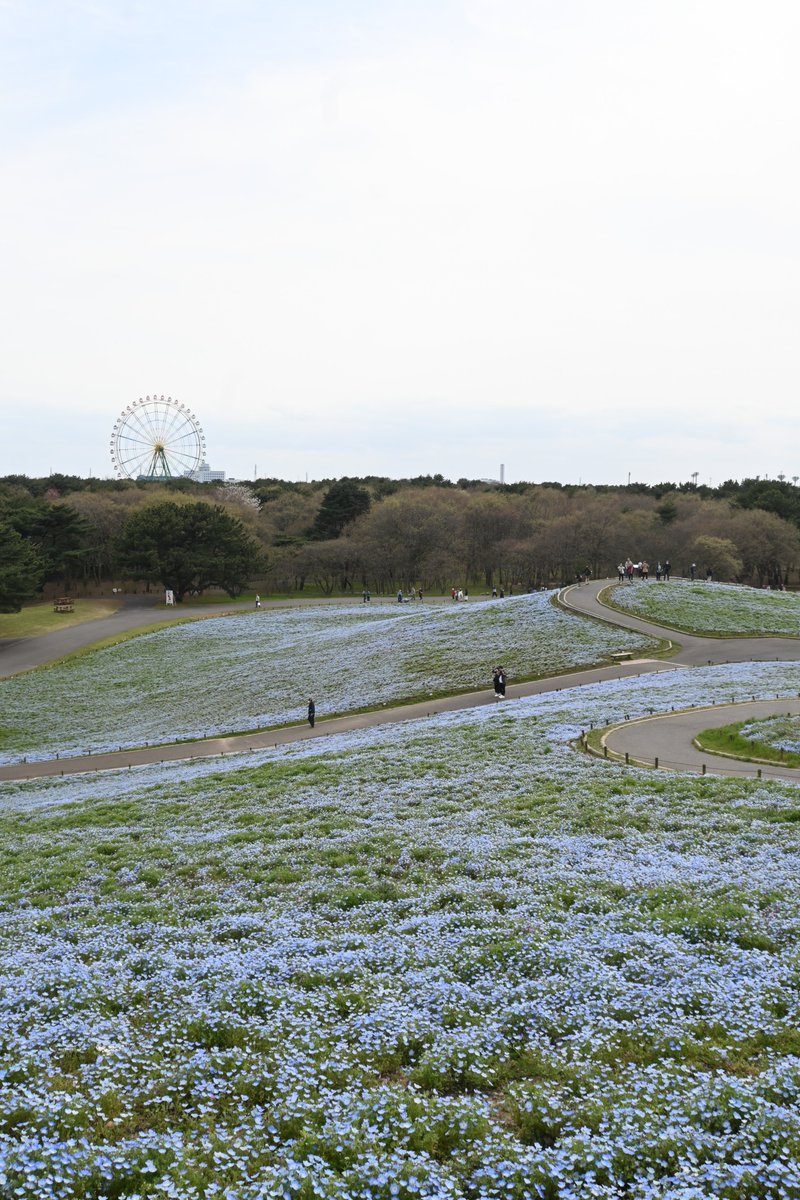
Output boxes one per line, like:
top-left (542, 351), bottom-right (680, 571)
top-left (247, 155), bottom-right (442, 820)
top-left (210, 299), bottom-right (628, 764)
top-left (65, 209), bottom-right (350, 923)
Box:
top-left (255, 594), bottom-right (261, 608)
top-left (307, 698), bottom-right (315, 729)
top-left (664, 559), bottom-right (671, 581)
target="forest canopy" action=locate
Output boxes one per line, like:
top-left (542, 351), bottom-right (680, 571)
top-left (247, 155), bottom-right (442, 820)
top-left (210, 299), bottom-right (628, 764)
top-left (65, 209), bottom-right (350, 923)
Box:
top-left (1, 473), bottom-right (800, 603)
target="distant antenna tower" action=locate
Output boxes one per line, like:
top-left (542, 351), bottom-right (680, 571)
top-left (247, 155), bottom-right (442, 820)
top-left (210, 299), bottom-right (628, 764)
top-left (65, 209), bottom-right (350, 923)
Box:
top-left (690, 471), bottom-right (699, 487)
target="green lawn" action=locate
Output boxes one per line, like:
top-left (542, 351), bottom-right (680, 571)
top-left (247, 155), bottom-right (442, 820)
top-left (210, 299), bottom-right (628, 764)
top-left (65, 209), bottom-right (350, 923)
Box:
top-left (695, 718), bottom-right (800, 768)
top-left (0, 599), bottom-right (120, 640)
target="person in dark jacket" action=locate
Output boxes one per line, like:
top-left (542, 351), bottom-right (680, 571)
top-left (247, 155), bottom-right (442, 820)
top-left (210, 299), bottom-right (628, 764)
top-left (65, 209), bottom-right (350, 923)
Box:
top-left (307, 698), bottom-right (315, 728)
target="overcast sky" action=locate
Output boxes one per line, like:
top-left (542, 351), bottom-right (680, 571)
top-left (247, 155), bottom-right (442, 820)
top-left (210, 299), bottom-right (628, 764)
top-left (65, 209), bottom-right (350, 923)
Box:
top-left (2, 1), bottom-right (799, 485)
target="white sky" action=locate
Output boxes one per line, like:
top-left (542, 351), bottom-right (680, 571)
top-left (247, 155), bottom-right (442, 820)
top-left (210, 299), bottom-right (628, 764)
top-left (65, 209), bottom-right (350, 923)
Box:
top-left (1, 0), bottom-right (799, 485)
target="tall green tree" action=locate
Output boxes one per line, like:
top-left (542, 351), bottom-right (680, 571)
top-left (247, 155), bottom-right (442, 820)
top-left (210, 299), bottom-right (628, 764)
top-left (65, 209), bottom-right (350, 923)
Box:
top-left (5, 501), bottom-right (91, 589)
top-left (116, 502), bottom-right (264, 598)
top-left (686, 535), bottom-right (743, 581)
top-left (309, 479), bottom-right (371, 540)
top-left (0, 521), bottom-right (44, 611)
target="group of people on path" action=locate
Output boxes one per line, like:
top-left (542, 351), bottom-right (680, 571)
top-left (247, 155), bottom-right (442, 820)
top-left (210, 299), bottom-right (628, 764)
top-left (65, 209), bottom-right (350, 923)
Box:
top-left (617, 559), bottom-right (671, 582)
top-left (616, 560), bottom-right (730, 584)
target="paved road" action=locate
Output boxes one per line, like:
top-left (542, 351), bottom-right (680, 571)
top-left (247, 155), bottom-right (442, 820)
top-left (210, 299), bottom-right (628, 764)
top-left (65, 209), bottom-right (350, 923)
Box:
top-left (0, 598), bottom-right (241, 678)
top-left (603, 699), bottom-right (800, 782)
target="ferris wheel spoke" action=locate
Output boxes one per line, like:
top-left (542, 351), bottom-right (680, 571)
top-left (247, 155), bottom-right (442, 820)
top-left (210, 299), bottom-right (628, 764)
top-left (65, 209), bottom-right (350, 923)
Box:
top-left (116, 439), bottom-right (153, 459)
top-left (167, 434), bottom-right (201, 457)
top-left (118, 453), bottom-right (151, 475)
top-left (168, 442), bottom-right (201, 463)
top-left (116, 429), bottom-right (155, 451)
top-left (161, 406), bottom-right (189, 443)
top-left (126, 408), bottom-right (159, 445)
top-left (168, 450), bottom-right (202, 471)
top-left (117, 443), bottom-right (156, 464)
top-left (123, 405), bottom-right (151, 441)
top-left (149, 399), bottom-right (172, 442)
top-left (172, 421), bottom-right (201, 453)
top-left (117, 428), bottom-right (151, 443)
top-left (155, 402), bottom-right (188, 446)
top-left (137, 403), bottom-right (163, 444)
top-left (156, 407), bottom-right (174, 441)
top-left (165, 436), bottom-right (198, 456)
top-left (166, 423), bottom-right (202, 450)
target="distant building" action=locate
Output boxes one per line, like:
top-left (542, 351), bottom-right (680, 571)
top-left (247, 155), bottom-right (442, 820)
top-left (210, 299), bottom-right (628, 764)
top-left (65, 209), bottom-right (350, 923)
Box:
top-left (479, 463), bottom-right (506, 486)
top-left (188, 460), bottom-right (226, 483)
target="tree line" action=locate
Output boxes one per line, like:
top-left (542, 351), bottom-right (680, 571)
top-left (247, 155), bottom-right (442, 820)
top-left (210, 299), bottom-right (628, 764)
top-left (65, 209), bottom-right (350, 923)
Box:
top-left (2, 472), bottom-right (800, 610)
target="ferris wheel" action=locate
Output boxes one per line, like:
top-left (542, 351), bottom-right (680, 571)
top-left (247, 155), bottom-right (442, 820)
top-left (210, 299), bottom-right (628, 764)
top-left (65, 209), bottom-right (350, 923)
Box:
top-left (110, 395), bottom-right (206, 480)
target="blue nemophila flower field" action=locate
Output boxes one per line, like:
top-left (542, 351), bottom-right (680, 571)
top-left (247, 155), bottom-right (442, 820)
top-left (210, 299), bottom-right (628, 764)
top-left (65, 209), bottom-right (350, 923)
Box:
top-left (609, 580), bottom-right (800, 637)
top-left (740, 716), bottom-right (800, 755)
top-left (3, 663), bottom-right (800, 1196)
top-left (0, 594), bottom-right (654, 764)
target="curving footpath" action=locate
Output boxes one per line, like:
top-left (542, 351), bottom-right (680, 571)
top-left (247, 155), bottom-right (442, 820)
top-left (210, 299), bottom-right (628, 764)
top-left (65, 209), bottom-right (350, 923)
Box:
top-left (602, 699), bottom-right (800, 783)
top-left (562, 579), bottom-right (800, 782)
top-left (3, 579), bottom-right (800, 784)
